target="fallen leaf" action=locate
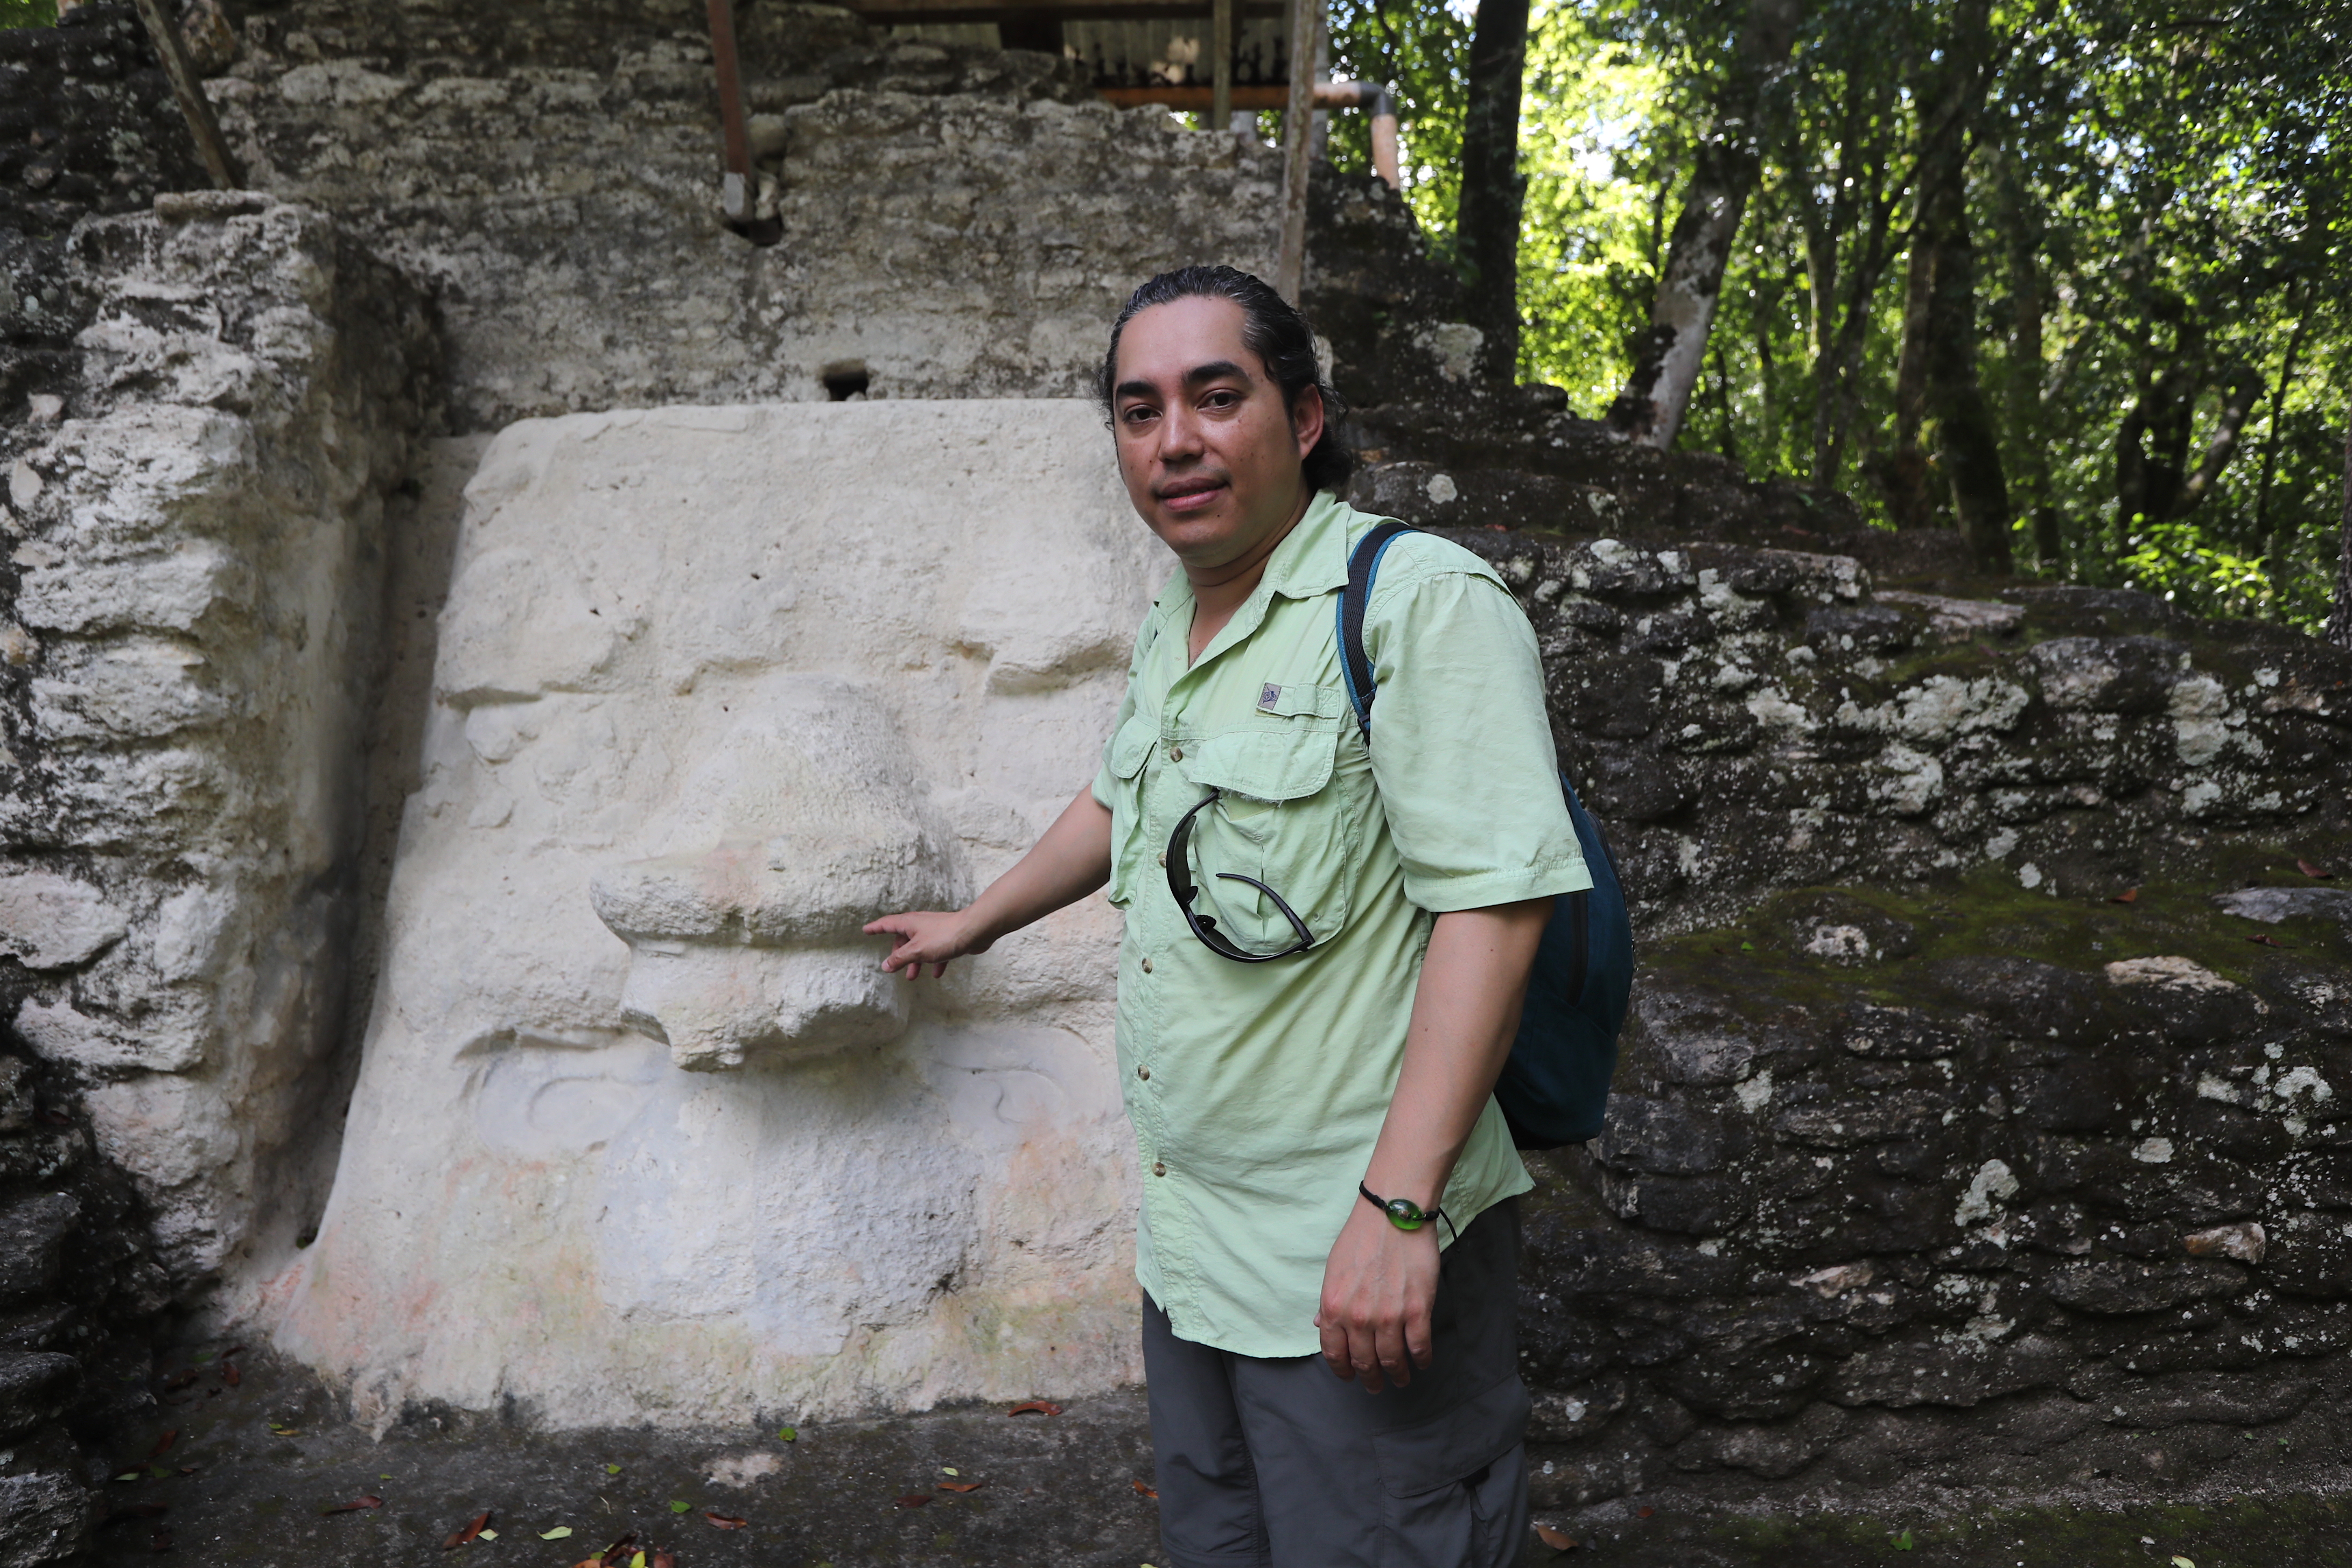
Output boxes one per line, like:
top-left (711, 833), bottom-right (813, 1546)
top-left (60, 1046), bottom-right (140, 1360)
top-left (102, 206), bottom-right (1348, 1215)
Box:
top-left (1006, 1400), bottom-right (1062, 1417)
top-left (653, 1553), bottom-right (676, 1568)
top-left (704, 1511), bottom-right (748, 1529)
top-left (569, 1559), bottom-right (607, 1568)
top-left (162, 1370), bottom-right (197, 1392)
top-left (441, 1509), bottom-right (491, 1549)
top-left (1636, 1507), bottom-right (1655, 1518)
top-left (541, 1526), bottom-right (575, 1540)
top-left (115, 1472), bottom-right (139, 1483)
top-left (176, 1467), bottom-right (197, 1475)
top-left (937, 1481), bottom-right (984, 1494)
top-left (146, 1467), bottom-right (170, 1480)
top-left (628, 1553), bottom-right (647, 1568)
top-left (323, 1495), bottom-right (383, 1514)
top-left (476, 1528), bottom-right (499, 1540)
top-left (1895, 1528), bottom-right (1915, 1550)
top-left (604, 1464), bottom-right (622, 1475)
top-left (2109, 887), bottom-right (2139, 904)
top-left (776, 1425), bottom-right (797, 1442)
top-left (1132, 1479), bottom-right (1158, 1499)
top-left (2172, 1558), bottom-right (2195, 1568)
top-left (146, 1530), bottom-right (171, 1554)
top-left (599, 1533), bottom-right (639, 1559)
top-left (2246, 933), bottom-right (2294, 948)
top-left (668, 1499), bottom-right (692, 1513)
top-left (148, 1431), bottom-right (178, 1459)
top-left (223, 1345), bottom-right (247, 1358)
top-left (1534, 1522), bottom-right (1578, 1552)
top-left (941, 1466), bottom-right (958, 1476)
top-left (222, 1364), bottom-right (241, 1388)
top-left (894, 1493), bottom-right (933, 1508)
top-left (2299, 859), bottom-right (2333, 879)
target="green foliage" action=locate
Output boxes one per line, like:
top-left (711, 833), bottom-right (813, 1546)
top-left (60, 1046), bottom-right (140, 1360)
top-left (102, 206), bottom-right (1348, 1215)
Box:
top-left (0, 0), bottom-right (58, 27)
top-left (1388, 0), bottom-right (2350, 632)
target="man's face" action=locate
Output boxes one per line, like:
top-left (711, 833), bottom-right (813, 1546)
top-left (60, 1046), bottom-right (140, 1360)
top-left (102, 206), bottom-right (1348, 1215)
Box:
top-left (1109, 295), bottom-right (1324, 571)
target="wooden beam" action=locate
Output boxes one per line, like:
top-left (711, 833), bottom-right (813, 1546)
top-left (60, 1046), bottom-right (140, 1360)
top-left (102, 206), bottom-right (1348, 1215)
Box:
top-left (846, 0), bottom-right (1282, 18)
top-left (128, 0), bottom-right (242, 190)
top-left (1273, 0), bottom-right (1319, 303)
top-left (1100, 81), bottom-right (1373, 111)
top-left (1210, 0), bottom-right (1233, 127)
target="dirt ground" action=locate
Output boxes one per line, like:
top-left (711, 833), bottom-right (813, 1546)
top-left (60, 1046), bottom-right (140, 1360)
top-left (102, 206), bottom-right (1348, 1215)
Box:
top-left (80, 1345), bottom-right (2352, 1567)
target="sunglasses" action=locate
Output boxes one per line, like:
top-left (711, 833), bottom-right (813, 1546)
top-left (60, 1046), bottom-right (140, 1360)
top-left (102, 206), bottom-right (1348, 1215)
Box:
top-left (1164, 788), bottom-right (1317, 963)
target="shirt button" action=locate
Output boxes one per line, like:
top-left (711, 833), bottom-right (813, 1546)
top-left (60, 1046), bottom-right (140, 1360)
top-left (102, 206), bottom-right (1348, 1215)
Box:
top-left (1168, 746), bottom-right (1184, 761)
top-left (1140, 956), bottom-right (1152, 973)
top-left (1152, 1161), bottom-right (1167, 1177)
top-left (1137, 1065), bottom-right (1150, 1080)
top-left (1157, 850), bottom-right (1167, 866)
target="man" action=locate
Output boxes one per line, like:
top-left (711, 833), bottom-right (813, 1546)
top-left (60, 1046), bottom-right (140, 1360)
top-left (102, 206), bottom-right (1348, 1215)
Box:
top-left (865, 265), bottom-right (1588, 1567)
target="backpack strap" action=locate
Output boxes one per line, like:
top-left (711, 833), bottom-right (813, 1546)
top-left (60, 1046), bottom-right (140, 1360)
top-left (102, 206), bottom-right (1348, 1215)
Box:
top-left (1336, 521), bottom-right (1418, 736)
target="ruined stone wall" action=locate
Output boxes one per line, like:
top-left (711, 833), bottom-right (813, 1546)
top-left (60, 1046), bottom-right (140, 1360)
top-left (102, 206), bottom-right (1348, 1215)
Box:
top-left (1412, 527), bottom-right (2352, 1525)
top-left (198, 0), bottom-right (1281, 433)
top-left (0, 192), bottom-right (435, 1562)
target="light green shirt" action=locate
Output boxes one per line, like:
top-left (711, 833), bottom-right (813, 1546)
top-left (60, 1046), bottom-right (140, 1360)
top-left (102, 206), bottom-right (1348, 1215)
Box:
top-left (1090, 491), bottom-right (1591, 1357)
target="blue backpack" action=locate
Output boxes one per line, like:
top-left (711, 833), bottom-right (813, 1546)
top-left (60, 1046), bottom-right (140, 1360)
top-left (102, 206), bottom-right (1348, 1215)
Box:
top-left (1336, 522), bottom-right (1634, 1149)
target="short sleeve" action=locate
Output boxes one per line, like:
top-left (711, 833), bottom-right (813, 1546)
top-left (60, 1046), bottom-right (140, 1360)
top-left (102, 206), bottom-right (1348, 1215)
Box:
top-left (1362, 563), bottom-right (1591, 912)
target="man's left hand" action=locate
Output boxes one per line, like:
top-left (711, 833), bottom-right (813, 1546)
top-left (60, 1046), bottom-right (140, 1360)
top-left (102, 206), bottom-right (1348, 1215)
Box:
top-left (1314, 1196), bottom-right (1440, 1393)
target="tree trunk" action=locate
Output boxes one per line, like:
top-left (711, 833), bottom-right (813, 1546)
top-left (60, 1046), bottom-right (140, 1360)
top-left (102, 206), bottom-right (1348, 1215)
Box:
top-left (1998, 145), bottom-right (2060, 568)
top-left (2172, 364), bottom-right (2261, 516)
top-left (1606, 0), bottom-right (1805, 446)
top-left (1884, 0), bottom-right (2006, 564)
top-left (1455, 0), bottom-right (1531, 381)
top-left (1923, 165), bottom-right (2011, 570)
top-left (2331, 410), bottom-right (2352, 650)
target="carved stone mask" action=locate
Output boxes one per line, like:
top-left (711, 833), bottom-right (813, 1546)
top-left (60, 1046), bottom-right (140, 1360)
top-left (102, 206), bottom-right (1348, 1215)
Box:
top-left (589, 675), bottom-right (960, 1069)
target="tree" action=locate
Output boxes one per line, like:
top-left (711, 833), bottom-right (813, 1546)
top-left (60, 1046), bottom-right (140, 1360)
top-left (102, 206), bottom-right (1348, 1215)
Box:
top-left (1457, 0), bottom-right (1535, 378)
top-left (1604, 0), bottom-right (1805, 447)
top-left (2332, 412), bottom-right (2352, 650)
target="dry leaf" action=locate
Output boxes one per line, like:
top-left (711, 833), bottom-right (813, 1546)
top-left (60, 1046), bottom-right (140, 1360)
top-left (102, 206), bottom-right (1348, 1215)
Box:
top-left (2298, 859), bottom-right (2333, 879)
top-left (568, 1559), bottom-right (606, 1568)
top-left (2109, 888), bottom-right (2139, 904)
top-left (2246, 933), bottom-right (2294, 948)
top-left (442, 1510), bottom-right (491, 1549)
top-left (148, 1431), bottom-right (178, 1460)
top-left (653, 1552), bottom-right (675, 1568)
top-left (1636, 1507), bottom-right (1655, 1518)
top-left (1534, 1522), bottom-right (1578, 1552)
top-left (223, 1345), bottom-right (247, 1358)
top-left (324, 1495), bottom-right (383, 1514)
top-left (703, 1511), bottom-right (748, 1529)
top-left (222, 1363), bottom-right (241, 1388)
top-left (1132, 1480), bottom-right (1159, 1499)
top-left (1006, 1400), bottom-right (1063, 1417)
top-left (937, 1481), bottom-right (984, 1494)
top-left (162, 1370), bottom-right (198, 1392)
top-left (146, 1530), bottom-right (172, 1555)
top-left (597, 1533), bottom-right (639, 1561)
top-left (893, 1492), bottom-right (932, 1508)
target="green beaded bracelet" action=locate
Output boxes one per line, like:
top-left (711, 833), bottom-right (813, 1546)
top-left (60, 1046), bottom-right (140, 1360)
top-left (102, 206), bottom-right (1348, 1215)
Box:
top-left (1360, 1182), bottom-right (1443, 1233)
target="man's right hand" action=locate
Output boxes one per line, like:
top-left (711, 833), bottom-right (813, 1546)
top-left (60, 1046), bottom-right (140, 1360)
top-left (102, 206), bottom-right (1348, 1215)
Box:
top-left (862, 788), bottom-right (1115, 982)
top-left (863, 909), bottom-right (992, 979)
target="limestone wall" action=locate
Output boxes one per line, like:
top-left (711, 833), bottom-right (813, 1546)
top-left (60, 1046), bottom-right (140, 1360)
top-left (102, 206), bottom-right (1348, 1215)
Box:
top-left (276, 400), bottom-right (1160, 1427)
top-left (1, 192), bottom-right (432, 1306)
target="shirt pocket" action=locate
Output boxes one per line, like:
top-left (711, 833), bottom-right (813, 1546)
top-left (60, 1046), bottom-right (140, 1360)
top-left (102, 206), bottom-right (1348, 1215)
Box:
top-left (1173, 724), bottom-right (1353, 951)
top-left (1101, 710), bottom-right (1158, 907)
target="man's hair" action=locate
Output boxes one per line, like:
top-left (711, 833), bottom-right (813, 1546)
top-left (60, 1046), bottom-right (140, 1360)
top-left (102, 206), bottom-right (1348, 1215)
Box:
top-left (1098, 265), bottom-right (1356, 496)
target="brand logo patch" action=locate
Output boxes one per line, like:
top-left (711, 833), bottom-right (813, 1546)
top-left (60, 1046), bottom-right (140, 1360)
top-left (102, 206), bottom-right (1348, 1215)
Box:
top-left (1259, 683), bottom-right (1282, 710)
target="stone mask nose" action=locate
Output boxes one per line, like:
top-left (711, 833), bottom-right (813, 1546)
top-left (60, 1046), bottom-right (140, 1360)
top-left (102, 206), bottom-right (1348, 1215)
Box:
top-left (589, 675), bottom-right (960, 1070)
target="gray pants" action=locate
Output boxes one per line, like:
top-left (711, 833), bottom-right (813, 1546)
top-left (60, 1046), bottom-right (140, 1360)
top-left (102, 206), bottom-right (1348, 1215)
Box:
top-left (1142, 1200), bottom-right (1530, 1568)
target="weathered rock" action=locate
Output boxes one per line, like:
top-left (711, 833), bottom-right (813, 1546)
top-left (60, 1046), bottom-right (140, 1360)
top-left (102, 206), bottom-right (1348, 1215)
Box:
top-left (0, 1351), bottom-right (76, 1440)
top-left (0, 1194), bottom-right (76, 1305)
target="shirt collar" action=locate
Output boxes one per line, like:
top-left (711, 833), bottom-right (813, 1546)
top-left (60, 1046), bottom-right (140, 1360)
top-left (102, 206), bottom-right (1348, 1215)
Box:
top-left (1149, 487), bottom-right (1353, 631)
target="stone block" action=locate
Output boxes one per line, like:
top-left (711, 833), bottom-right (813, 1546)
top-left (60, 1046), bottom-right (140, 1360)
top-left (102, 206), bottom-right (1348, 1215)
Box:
top-left (0, 874), bottom-right (125, 969)
top-left (0, 1195), bottom-right (77, 1305)
top-left (0, 1471), bottom-right (91, 1568)
top-left (0, 1353), bottom-right (78, 1441)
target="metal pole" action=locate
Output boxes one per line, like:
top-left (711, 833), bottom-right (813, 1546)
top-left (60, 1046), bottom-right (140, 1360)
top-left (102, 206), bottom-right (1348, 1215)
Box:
top-left (128, 0), bottom-right (242, 190)
top-left (1273, 0), bottom-right (1320, 304)
top-left (707, 0), bottom-right (755, 225)
top-left (1211, 0), bottom-right (1233, 132)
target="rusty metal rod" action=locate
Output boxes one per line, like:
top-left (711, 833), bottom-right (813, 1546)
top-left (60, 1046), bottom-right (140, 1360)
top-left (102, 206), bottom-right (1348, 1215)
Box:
top-left (1273, 0), bottom-right (1319, 303)
top-left (128, 0), bottom-right (242, 190)
top-left (708, 0), bottom-right (755, 223)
